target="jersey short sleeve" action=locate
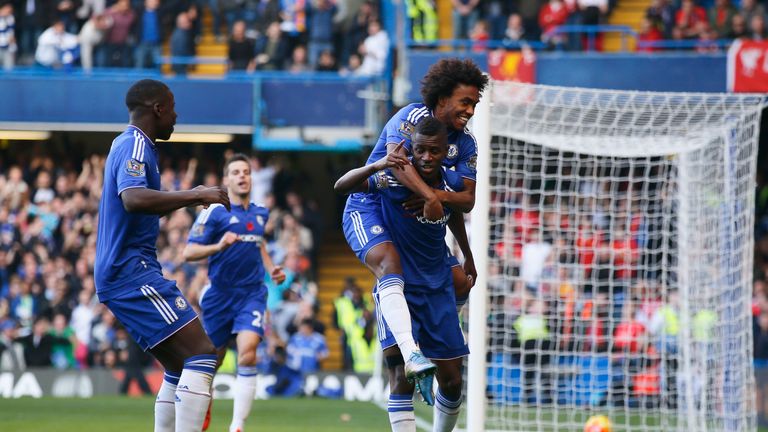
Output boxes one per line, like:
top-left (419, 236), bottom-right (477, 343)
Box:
top-left (188, 205), bottom-right (224, 245)
top-left (115, 135), bottom-right (151, 195)
top-left (454, 131), bottom-right (479, 182)
top-left (443, 168), bottom-right (466, 192)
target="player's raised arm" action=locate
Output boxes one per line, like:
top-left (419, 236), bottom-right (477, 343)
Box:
top-left (334, 141), bottom-right (409, 195)
top-left (121, 185), bottom-right (230, 214)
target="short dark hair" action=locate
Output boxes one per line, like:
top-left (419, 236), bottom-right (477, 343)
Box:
top-left (224, 153), bottom-right (250, 175)
top-left (420, 58), bottom-right (489, 110)
top-left (125, 79), bottom-right (169, 112)
top-left (414, 116), bottom-right (447, 140)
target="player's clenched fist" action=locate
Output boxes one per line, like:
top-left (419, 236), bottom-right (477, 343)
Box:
top-left (194, 185), bottom-right (231, 211)
top-left (270, 266), bottom-right (286, 284)
top-left (217, 231), bottom-right (238, 252)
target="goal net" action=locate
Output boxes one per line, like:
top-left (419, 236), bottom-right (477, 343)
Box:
top-left (463, 82), bottom-right (766, 432)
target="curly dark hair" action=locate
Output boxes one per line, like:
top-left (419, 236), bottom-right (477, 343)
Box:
top-left (420, 58), bottom-right (489, 111)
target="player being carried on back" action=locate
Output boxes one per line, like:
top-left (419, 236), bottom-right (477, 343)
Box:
top-left (183, 153), bottom-right (286, 432)
top-left (336, 117), bottom-right (469, 432)
top-left (340, 58), bottom-right (488, 404)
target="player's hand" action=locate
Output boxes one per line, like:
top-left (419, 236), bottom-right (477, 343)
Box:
top-left (463, 257), bottom-right (477, 290)
top-left (402, 194), bottom-right (425, 213)
top-left (421, 196), bottom-right (444, 221)
top-left (374, 140), bottom-right (409, 171)
top-left (217, 231), bottom-right (238, 252)
top-left (271, 266), bottom-right (286, 284)
top-left (194, 185), bottom-right (231, 211)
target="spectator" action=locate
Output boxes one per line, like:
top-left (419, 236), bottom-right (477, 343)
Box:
top-left (739, 0), bottom-right (766, 29)
top-left (100, 0), bottom-right (136, 67)
top-left (314, 48), bottom-right (336, 71)
top-left (280, 0), bottom-right (308, 47)
top-left (307, 0), bottom-right (336, 68)
top-left (287, 44), bottom-right (309, 73)
top-left (16, 0), bottom-right (53, 62)
top-left (451, 0), bottom-right (480, 40)
top-left (749, 13), bottom-right (766, 40)
top-left (338, 52), bottom-right (361, 76)
top-left (286, 318), bottom-right (328, 374)
top-left (35, 20), bottom-right (80, 69)
top-left (675, 0), bottom-right (708, 39)
top-left (265, 345), bottom-right (303, 397)
top-left (78, 13), bottom-right (109, 72)
top-left (727, 13), bottom-right (749, 39)
top-left (254, 20), bottom-right (289, 71)
top-left (638, 17), bottom-right (664, 52)
top-left (469, 19), bottom-right (490, 52)
top-left (0, 1), bottom-right (15, 70)
top-left (539, 0), bottom-right (570, 47)
top-left (354, 20), bottom-right (388, 76)
top-left (503, 13), bottom-right (530, 45)
top-left (133, 0), bottom-right (163, 69)
top-left (646, 0), bottom-right (676, 37)
top-left (49, 312), bottom-right (76, 369)
top-left (170, 11), bottom-right (195, 75)
top-left (708, 0), bottom-right (736, 38)
top-left (15, 316), bottom-right (65, 367)
top-left (227, 19), bottom-right (256, 71)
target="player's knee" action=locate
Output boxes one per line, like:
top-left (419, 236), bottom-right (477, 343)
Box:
top-left (237, 349), bottom-right (257, 367)
top-left (437, 373), bottom-right (463, 397)
top-left (196, 339), bottom-right (217, 357)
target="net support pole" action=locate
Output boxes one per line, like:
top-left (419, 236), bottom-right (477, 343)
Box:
top-left (466, 82), bottom-right (492, 432)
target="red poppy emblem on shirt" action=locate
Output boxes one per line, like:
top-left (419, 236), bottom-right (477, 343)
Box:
top-left (246, 222), bottom-right (255, 231)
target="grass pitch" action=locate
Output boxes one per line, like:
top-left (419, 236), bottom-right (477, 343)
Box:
top-left (0, 396), bottom-right (393, 432)
top-left (2, 396), bottom-right (767, 431)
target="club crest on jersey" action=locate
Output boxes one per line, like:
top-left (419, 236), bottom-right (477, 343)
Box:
top-left (174, 296), bottom-right (188, 311)
top-left (191, 223), bottom-right (205, 236)
top-left (447, 144), bottom-right (459, 159)
top-left (467, 155), bottom-right (478, 170)
top-left (125, 159), bottom-right (146, 177)
top-left (370, 225), bottom-right (384, 235)
top-left (398, 121), bottom-right (415, 138)
top-left (256, 215), bottom-right (265, 226)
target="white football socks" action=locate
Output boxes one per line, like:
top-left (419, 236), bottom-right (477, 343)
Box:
top-left (175, 354), bottom-right (217, 432)
top-left (230, 365), bottom-right (258, 432)
top-left (432, 389), bottom-right (462, 432)
top-left (154, 371), bottom-right (179, 432)
top-left (388, 393), bottom-right (416, 432)
top-left (377, 274), bottom-right (418, 359)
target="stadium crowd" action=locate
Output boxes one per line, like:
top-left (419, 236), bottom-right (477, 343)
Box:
top-left (0, 148), bottom-right (345, 392)
top-left (1, 0), bottom-right (766, 72)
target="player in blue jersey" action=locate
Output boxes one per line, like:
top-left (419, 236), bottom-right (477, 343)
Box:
top-left (336, 117), bottom-right (471, 432)
top-left (182, 153), bottom-right (286, 432)
top-left (341, 58), bottom-right (488, 403)
top-left (94, 79), bottom-right (230, 432)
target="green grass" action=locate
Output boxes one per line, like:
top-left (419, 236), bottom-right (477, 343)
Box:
top-left (0, 396), bottom-right (393, 432)
top-left (2, 397), bottom-right (767, 431)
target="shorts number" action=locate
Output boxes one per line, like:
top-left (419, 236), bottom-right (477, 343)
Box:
top-left (251, 311), bottom-right (263, 328)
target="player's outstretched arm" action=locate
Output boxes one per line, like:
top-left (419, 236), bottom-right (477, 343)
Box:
top-left (183, 231), bottom-right (238, 262)
top-left (334, 141), bottom-right (409, 195)
top-left (121, 185), bottom-right (230, 215)
top-left (447, 210), bottom-right (476, 288)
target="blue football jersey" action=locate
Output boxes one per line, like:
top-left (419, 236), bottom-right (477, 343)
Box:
top-left (187, 203), bottom-right (269, 289)
top-left (367, 167), bottom-right (465, 291)
top-left (345, 103), bottom-right (478, 214)
top-left (95, 126), bottom-right (163, 301)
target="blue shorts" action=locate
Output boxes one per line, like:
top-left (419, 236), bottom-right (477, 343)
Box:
top-left (342, 207), bottom-right (392, 263)
top-left (375, 283), bottom-right (469, 360)
top-left (103, 277), bottom-right (198, 351)
top-left (199, 284), bottom-right (267, 348)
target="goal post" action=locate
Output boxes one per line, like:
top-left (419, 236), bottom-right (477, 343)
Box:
top-left (464, 81), bottom-right (766, 432)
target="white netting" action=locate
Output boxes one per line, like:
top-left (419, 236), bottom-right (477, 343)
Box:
top-left (463, 82), bottom-right (765, 432)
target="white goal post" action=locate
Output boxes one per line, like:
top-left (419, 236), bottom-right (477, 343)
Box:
top-left (465, 81), bottom-right (766, 432)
